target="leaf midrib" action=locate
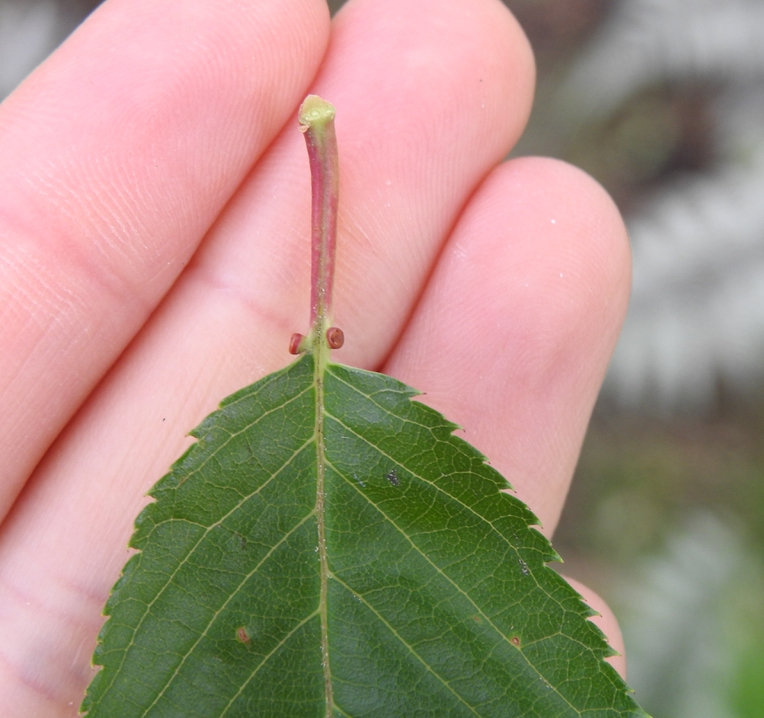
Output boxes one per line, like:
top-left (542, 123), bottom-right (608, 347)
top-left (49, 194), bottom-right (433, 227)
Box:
top-left (314, 349), bottom-right (334, 718)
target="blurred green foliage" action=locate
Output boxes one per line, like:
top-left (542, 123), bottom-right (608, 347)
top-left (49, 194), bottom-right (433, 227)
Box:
top-left (733, 642), bottom-right (764, 717)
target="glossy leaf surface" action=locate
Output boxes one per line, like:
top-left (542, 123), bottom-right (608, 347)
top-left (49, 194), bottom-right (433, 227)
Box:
top-left (83, 353), bottom-right (647, 717)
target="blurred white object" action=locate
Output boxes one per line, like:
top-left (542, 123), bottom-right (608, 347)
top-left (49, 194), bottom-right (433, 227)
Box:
top-left (560, 0), bottom-right (764, 411)
top-left (620, 512), bottom-right (744, 718)
top-left (562, 0), bottom-right (764, 118)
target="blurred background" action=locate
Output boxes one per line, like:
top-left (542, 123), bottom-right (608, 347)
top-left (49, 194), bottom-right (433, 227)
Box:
top-left (3, 0), bottom-right (763, 715)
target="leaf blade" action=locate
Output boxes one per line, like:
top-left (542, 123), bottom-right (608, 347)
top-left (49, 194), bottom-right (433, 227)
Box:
top-left (322, 362), bottom-right (640, 717)
top-left (83, 354), bottom-right (648, 717)
top-left (85, 356), bottom-right (324, 716)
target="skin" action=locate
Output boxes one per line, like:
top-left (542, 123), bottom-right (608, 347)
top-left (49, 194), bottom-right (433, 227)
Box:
top-left (0, 0), bottom-right (631, 714)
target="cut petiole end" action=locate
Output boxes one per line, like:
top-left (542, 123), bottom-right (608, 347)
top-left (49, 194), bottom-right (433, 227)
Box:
top-left (299, 95), bottom-right (336, 131)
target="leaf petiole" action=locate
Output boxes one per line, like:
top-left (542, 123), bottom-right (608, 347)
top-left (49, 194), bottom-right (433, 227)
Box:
top-left (290, 95), bottom-right (342, 359)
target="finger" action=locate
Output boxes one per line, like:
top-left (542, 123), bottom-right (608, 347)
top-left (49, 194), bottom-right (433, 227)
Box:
top-left (182, 0), bottom-right (536, 373)
top-left (383, 157), bottom-right (631, 535)
top-left (0, 0), bottom-right (330, 517)
top-left (0, 0), bottom-right (534, 711)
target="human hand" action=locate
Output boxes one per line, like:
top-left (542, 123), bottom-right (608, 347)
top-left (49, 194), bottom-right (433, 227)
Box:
top-left (0, 0), bottom-right (631, 714)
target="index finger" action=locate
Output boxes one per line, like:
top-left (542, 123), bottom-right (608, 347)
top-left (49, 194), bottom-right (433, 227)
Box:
top-left (0, 0), bottom-right (330, 517)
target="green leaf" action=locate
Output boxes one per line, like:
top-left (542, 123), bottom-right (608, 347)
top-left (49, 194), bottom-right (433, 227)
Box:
top-left (82, 351), bottom-right (648, 717)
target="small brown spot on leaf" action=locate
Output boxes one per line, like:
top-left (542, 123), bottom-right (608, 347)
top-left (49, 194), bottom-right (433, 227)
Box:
top-left (511, 636), bottom-right (521, 647)
top-left (236, 627), bottom-right (251, 644)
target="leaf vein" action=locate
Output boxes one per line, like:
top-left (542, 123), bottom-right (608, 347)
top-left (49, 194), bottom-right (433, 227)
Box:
top-left (138, 508), bottom-right (319, 717)
top-left (326, 456), bottom-right (578, 714)
top-left (330, 575), bottom-right (485, 717)
top-left (324, 413), bottom-right (542, 588)
top-left (175, 383), bottom-right (312, 488)
top-left (218, 609), bottom-right (322, 718)
top-left (98, 437), bottom-right (314, 702)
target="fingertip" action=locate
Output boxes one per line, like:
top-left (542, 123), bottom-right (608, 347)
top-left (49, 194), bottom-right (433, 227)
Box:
top-left (328, 0), bottom-right (536, 154)
top-left (460, 156), bottom-right (631, 336)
